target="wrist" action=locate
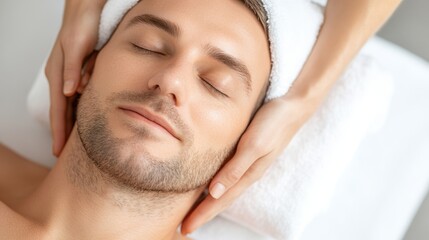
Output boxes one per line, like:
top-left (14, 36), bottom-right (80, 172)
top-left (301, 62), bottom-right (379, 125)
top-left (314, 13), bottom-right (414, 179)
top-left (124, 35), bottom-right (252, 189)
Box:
top-left (275, 90), bottom-right (319, 124)
top-left (280, 78), bottom-right (324, 103)
top-left (277, 77), bottom-right (330, 122)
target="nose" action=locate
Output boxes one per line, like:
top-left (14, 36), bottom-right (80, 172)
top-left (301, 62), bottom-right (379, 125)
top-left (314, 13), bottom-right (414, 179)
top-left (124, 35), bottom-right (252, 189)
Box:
top-left (147, 61), bottom-right (191, 106)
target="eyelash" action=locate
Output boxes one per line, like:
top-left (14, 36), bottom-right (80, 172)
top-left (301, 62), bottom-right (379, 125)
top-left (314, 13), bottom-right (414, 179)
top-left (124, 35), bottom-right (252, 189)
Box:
top-left (201, 78), bottom-right (228, 98)
top-left (131, 43), bottom-right (164, 55)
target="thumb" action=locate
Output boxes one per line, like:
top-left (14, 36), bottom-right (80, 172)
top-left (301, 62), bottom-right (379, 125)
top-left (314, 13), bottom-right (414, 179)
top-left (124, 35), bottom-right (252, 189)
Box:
top-left (208, 143), bottom-right (260, 199)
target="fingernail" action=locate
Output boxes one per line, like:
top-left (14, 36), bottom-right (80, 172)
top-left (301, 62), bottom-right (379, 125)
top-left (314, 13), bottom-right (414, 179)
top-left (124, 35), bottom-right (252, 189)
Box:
top-left (210, 183), bottom-right (225, 199)
top-left (186, 224), bottom-right (198, 235)
top-left (63, 80), bottom-right (74, 95)
top-left (52, 142), bottom-right (59, 157)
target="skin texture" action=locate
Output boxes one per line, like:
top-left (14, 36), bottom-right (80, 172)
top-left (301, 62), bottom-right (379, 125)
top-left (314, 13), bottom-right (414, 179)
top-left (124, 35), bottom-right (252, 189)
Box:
top-left (1, 0), bottom-right (270, 239)
top-left (0, 145), bottom-right (49, 208)
top-left (44, 0), bottom-right (402, 234)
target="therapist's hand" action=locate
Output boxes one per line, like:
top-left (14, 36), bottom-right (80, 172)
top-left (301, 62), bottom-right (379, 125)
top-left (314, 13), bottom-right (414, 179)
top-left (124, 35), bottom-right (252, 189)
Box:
top-left (45, 0), bottom-right (105, 156)
top-left (181, 94), bottom-right (319, 234)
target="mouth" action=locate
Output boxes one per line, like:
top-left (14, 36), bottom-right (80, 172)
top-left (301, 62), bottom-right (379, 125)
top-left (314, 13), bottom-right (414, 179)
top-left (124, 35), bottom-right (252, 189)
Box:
top-left (118, 105), bottom-right (179, 140)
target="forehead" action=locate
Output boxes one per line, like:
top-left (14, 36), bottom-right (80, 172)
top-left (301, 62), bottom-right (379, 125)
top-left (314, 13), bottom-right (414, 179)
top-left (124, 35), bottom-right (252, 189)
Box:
top-left (125, 0), bottom-right (263, 31)
top-left (116, 0), bottom-right (271, 94)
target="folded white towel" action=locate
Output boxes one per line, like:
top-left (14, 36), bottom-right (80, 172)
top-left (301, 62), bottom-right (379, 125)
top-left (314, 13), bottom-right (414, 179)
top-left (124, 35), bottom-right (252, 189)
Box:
top-left (219, 54), bottom-right (394, 239)
top-left (27, 0), bottom-right (395, 239)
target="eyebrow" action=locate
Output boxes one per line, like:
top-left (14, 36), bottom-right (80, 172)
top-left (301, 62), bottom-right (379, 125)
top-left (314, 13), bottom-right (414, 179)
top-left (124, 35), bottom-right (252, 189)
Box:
top-left (127, 14), bottom-right (252, 94)
top-left (127, 14), bottom-right (180, 37)
top-left (205, 45), bottom-right (252, 94)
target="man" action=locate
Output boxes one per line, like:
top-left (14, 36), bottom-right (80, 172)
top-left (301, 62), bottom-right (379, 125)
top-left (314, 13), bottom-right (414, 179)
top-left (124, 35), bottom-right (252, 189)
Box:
top-left (0, 0), bottom-right (270, 239)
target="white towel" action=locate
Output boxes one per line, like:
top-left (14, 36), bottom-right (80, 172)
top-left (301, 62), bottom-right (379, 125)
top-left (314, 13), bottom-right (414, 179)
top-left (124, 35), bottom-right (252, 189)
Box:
top-left (95, 0), bottom-right (139, 50)
top-left (261, 0), bottom-right (324, 100)
top-left (27, 0), bottom-right (395, 239)
top-left (219, 55), bottom-right (394, 239)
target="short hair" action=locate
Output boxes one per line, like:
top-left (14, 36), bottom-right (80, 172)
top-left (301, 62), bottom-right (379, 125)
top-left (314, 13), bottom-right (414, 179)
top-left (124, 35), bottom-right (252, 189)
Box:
top-left (241, 0), bottom-right (268, 33)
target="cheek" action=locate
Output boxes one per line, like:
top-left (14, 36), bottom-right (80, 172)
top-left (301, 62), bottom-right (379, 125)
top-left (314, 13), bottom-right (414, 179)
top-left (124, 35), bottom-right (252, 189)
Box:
top-left (90, 48), bottom-right (146, 96)
top-left (190, 103), bottom-right (247, 151)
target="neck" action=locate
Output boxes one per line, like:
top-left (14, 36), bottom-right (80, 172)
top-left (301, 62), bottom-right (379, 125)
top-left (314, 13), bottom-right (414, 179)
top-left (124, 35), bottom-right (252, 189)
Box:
top-left (17, 129), bottom-right (200, 240)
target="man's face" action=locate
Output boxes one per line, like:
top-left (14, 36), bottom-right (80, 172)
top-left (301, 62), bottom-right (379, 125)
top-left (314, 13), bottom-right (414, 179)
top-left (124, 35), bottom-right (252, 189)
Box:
top-left (77, 0), bottom-right (271, 193)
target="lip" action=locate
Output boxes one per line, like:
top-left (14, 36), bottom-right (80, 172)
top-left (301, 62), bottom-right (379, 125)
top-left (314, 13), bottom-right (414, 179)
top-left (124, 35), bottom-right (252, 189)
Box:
top-left (118, 105), bottom-right (179, 140)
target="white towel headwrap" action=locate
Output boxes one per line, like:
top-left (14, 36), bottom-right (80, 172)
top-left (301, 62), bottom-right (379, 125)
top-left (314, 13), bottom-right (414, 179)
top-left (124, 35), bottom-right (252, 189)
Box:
top-left (95, 0), bottom-right (323, 100)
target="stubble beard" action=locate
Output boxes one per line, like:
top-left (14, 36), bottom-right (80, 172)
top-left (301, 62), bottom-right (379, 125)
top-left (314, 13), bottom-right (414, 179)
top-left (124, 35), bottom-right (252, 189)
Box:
top-left (72, 83), bottom-right (234, 195)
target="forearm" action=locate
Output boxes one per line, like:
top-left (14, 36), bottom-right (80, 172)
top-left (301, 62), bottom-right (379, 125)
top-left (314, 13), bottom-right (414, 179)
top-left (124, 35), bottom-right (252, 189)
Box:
top-left (63, 0), bottom-right (106, 21)
top-left (66, 0), bottom-right (106, 8)
top-left (283, 0), bottom-right (402, 103)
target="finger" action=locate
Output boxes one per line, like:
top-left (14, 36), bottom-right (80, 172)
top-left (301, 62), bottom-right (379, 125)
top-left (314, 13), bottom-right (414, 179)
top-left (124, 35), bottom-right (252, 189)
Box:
top-left (46, 42), bottom-right (68, 156)
top-left (77, 51), bottom-right (97, 93)
top-left (209, 138), bottom-right (268, 199)
top-left (62, 40), bottom-right (86, 96)
top-left (76, 62), bottom-right (91, 94)
top-left (65, 96), bottom-right (76, 139)
top-left (181, 187), bottom-right (244, 235)
top-left (182, 155), bottom-right (272, 234)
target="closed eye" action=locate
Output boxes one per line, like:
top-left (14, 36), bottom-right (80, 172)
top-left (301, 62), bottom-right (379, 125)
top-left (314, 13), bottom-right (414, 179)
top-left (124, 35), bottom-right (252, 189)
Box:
top-left (131, 43), bottom-right (165, 55)
top-left (201, 78), bottom-right (228, 98)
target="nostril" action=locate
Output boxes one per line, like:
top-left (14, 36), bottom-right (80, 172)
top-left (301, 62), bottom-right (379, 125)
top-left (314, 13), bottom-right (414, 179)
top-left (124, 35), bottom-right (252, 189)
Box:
top-left (148, 83), bottom-right (160, 92)
top-left (146, 70), bottom-right (186, 106)
top-left (170, 93), bottom-right (178, 105)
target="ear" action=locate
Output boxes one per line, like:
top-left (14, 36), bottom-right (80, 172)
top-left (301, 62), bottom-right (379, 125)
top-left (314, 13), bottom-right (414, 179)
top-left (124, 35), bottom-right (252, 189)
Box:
top-left (77, 51), bottom-right (99, 94)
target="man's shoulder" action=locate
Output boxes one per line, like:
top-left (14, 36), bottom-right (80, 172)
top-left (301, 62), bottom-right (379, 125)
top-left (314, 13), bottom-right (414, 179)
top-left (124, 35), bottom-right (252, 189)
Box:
top-left (0, 143), bottom-right (49, 206)
top-left (0, 200), bottom-right (45, 239)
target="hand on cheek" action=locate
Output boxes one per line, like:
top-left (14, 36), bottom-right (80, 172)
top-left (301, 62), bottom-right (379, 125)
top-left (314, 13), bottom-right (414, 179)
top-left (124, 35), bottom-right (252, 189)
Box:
top-left (181, 97), bottom-right (316, 234)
